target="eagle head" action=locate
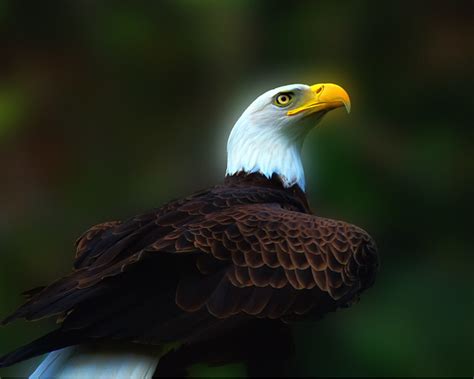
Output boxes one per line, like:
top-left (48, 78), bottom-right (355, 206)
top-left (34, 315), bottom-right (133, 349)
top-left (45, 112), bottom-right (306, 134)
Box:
top-left (226, 83), bottom-right (351, 190)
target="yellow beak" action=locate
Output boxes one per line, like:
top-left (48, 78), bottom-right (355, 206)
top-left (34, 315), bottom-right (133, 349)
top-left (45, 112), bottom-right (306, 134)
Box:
top-left (287, 83), bottom-right (351, 116)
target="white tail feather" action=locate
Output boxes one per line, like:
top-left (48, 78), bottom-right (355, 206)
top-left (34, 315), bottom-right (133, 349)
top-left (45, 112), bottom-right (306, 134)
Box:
top-left (29, 344), bottom-right (162, 379)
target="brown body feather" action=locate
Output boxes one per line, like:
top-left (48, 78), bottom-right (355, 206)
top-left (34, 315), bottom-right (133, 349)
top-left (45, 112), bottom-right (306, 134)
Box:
top-left (0, 173), bottom-right (378, 370)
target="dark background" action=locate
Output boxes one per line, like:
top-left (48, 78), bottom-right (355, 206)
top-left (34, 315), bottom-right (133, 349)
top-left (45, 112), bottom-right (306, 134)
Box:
top-left (0, 0), bottom-right (473, 376)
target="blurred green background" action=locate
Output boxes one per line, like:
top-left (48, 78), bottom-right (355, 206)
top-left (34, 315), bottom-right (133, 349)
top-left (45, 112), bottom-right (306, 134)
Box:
top-left (0, 0), bottom-right (473, 377)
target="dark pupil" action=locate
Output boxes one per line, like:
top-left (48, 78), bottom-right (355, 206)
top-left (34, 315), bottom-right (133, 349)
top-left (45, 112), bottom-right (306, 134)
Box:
top-left (280, 96), bottom-right (287, 103)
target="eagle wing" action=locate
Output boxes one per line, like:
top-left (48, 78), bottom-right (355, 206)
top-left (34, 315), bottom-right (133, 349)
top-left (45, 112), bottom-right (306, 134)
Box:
top-left (0, 193), bottom-right (378, 368)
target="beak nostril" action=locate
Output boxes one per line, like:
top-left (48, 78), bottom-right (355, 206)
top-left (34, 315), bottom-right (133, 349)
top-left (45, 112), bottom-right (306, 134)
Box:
top-left (315, 86), bottom-right (323, 94)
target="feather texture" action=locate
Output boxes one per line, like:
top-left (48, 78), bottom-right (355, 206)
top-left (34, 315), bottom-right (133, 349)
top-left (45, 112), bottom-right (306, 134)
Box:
top-left (0, 173), bottom-right (378, 370)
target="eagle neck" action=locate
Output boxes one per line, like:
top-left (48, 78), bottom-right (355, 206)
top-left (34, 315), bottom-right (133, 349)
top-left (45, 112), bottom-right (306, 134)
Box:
top-left (225, 121), bottom-right (306, 190)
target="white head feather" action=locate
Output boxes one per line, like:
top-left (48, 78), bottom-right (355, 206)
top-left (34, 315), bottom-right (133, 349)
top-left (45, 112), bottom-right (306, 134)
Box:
top-left (226, 83), bottom-right (349, 191)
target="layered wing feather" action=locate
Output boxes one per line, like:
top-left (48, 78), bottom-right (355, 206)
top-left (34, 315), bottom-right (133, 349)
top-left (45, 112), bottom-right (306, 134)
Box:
top-left (1, 184), bottom-right (378, 350)
top-left (151, 203), bottom-right (378, 320)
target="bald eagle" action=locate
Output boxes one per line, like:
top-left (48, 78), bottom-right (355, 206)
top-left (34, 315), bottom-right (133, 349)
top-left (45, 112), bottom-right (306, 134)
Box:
top-left (0, 83), bottom-right (378, 378)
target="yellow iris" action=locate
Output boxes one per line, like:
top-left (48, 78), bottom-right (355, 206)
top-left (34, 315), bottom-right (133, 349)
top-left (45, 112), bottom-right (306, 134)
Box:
top-left (274, 93), bottom-right (293, 107)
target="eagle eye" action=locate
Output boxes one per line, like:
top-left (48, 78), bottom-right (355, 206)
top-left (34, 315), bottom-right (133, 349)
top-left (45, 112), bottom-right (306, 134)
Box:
top-left (274, 92), bottom-right (294, 107)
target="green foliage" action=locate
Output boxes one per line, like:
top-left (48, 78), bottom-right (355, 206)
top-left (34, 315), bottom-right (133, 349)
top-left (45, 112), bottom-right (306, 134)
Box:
top-left (0, 88), bottom-right (30, 139)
